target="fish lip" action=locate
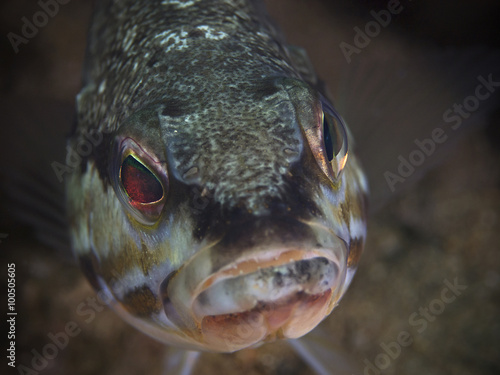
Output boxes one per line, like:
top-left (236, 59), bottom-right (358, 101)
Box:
top-left (194, 247), bottom-right (339, 294)
top-left (199, 288), bottom-right (334, 351)
top-left (189, 248), bottom-right (344, 352)
top-left (191, 250), bottom-right (343, 328)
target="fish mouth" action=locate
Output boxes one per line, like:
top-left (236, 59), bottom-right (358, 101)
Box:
top-left (162, 244), bottom-right (347, 352)
top-left (192, 250), bottom-right (338, 317)
top-left (195, 252), bottom-right (339, 351)
top-left (160, 216), bottom-right (348, 352)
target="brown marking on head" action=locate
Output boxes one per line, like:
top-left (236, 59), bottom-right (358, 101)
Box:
top-left (97, 240), bottom-right (166, 285)
top-left (347, 237), bottom-right (364, 268)
top-left (122, 285), bottom-right (162, 317)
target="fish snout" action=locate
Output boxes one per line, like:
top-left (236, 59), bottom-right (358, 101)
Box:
top-left (161, 220), bottom-right (347, 352)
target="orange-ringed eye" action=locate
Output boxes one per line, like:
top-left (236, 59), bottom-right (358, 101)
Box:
top-left (321, 98), bottom-right (349, 179)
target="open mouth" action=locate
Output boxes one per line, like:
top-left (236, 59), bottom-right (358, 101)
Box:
top-left (192, 252), bottom-right (339, 317)
top-left (163, 248), bottom-right (346, 352)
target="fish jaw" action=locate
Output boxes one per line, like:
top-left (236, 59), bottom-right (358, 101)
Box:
top-left (160, 217), bottom-right (348, 352)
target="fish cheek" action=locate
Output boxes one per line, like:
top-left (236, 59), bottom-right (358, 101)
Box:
top-left (67, 165), bottom-right (158, 291)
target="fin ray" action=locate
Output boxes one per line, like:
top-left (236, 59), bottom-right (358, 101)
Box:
top-left (0, 95), bottom-right (74, 256)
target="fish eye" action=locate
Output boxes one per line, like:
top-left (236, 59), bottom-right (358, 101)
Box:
top-left (111, 137), bottom-right (167, 224)
top-left (321, 98), bottom-right (348, 180)
top-left (120, 155), bottom-right (163, 204)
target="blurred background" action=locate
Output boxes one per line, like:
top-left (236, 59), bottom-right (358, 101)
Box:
top-left (1, 0), bottom-right (499, 374)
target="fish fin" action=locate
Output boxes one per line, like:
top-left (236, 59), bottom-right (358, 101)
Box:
top-left (289, 328), bottom-right (361, 375)
top-left (0, 95), bottom-right (74, 258)
top-left (162, 347), bottom-right (200, 375)
top-left (3, 169), bottom-right (71, 253)
top-left (334, 44), bottom-right (500, 212)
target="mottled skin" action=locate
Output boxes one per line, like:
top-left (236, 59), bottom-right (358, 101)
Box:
top-left (67, 0), bottom-right (368, 352)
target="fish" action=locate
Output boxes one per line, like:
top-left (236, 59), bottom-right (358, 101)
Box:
top-left (66, 0), bottom-right (368, 363)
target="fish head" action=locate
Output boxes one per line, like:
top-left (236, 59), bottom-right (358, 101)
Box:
top-left (67, 77), bottom-right (368, 352)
